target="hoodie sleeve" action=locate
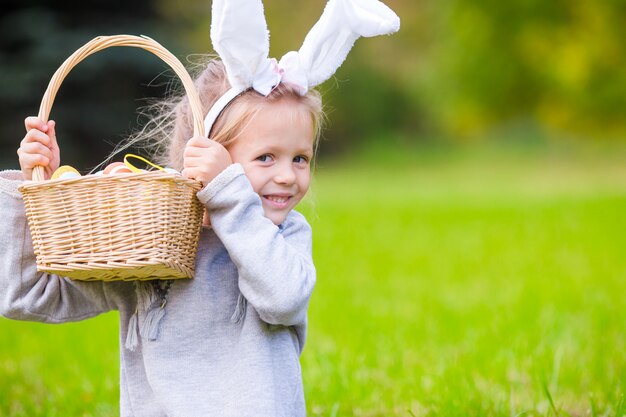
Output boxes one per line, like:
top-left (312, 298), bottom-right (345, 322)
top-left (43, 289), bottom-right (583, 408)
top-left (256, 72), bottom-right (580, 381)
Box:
top-left (196, 163), bottom-right (315, 327)
top-left (0, 170), bottom-right (132, 323)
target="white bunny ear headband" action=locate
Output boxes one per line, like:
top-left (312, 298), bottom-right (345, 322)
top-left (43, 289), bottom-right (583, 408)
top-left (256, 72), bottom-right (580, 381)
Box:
top-left (204, 0), bottom-right (400, 135)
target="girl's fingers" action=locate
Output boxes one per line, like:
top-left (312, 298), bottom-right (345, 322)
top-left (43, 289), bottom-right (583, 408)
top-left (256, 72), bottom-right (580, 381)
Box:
top-left (19, 141), bottom-right (54, 160)
top-left (183, 145), bottom-right (197, 158)
top-left (184, 140), bottom-right (227, 157)
top-left (186, 136), bottom-right (217, 149)
top-left (24, 116), bottom-right (48, 132)
top-left (182, 137), bottom-right (231, 187)
top-left (184, 144), bottom-right (224, 159)
top-left (19, 152), bottom-right (50, 169)
top-left (183, 154), bottom-right (226, 167)
top-left (181, 168), bottom-right (198, 180)
top-left (20, 118), bottom-right (58, 180)
top-left (18, 152), bottom-right (53, 171)
top-left (47, 120), bottom-right (58, 147)
top-left (183, 155), bottom-right (211, 169)
top-left (22, 129), bottom-right (52, 147)
top-left (183, 146), bottom-right (211, 159)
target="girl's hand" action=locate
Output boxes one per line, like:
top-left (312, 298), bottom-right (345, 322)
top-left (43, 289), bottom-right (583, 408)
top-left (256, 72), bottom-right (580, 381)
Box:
top-left (182, 136), bottom-right (232, 187)
top-left (18, 117), bottom-right (61, 180)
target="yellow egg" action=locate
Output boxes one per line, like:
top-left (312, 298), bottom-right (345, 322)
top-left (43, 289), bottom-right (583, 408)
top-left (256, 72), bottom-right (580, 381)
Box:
top-left (51, 165), bottom-right (81, 180)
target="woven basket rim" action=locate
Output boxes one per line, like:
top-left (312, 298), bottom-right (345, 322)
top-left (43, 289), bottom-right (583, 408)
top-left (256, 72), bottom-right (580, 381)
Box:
top-left (19, 170), bottom-right (203, 191)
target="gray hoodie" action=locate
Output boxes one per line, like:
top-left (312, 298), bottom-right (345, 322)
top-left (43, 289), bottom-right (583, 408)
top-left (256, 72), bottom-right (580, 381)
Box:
top-left (0, 163), bottom-right (315, 417)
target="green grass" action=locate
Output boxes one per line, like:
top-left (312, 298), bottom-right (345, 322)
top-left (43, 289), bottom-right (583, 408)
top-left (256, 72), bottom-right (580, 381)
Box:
top-left (1, 141), bottom-right (625, 416)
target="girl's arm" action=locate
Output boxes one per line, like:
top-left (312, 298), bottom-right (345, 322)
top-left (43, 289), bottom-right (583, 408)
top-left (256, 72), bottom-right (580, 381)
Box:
top-left (0, 171), bottom-right (131, 323)
top-left (197, 164), bottom-right (315, 327)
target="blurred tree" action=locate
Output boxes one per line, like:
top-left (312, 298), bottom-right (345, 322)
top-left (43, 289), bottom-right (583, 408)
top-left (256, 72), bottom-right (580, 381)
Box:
top-left (417, 0), bottom-right (626, 140)
top-left (0, 0), bottom-right (180, 170)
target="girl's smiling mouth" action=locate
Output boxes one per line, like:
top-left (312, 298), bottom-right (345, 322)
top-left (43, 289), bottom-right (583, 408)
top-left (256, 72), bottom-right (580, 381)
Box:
top-left (263, 194), bottom-right (292, 208)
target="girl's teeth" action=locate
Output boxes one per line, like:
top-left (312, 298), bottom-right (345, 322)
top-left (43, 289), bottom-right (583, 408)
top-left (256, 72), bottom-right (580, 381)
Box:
top-left (267, 196), bottom-right (288, 203)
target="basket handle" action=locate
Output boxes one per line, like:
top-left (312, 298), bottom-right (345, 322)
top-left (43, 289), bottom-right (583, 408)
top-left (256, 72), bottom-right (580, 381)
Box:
top-left (33, 34), bottom-right (205, 181)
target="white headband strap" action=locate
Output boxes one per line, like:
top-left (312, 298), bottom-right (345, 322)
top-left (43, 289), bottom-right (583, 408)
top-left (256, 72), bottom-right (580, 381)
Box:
top-left (203, 86), bottom-right (246, 136)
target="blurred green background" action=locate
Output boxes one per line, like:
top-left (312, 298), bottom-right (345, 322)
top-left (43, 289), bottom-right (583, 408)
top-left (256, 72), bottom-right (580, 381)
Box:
top-left (1, 0), bottom-right (625, 165)
top-left (1, 0), bottom-right (625, 416)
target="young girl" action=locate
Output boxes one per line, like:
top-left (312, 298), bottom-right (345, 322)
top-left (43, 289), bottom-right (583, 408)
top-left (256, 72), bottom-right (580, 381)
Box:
top-left (8, 61), bottom-right (320, 417)
top-left (1, 0), bottom-right (399, 416)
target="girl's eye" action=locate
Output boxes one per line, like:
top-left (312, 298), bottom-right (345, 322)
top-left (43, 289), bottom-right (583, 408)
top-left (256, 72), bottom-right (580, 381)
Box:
top-left (293, 155), bottom-right (309, 164)
top-left (257, 154), bottom-right (273, 163)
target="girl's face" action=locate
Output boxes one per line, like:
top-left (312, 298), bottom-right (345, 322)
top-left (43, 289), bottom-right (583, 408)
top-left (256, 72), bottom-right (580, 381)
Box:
top-left (228, 99), bottom-right (315, 225)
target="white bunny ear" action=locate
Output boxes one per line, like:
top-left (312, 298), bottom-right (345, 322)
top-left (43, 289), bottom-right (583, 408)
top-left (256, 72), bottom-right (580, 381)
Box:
top-left (205, 0), bottom-right (399, 135)
top-left (210, 0), bottom-right (278, 92)
top-left (206, 0), bottom-right (282, 133)
top-left (287, 0), bottom-right (400, 90)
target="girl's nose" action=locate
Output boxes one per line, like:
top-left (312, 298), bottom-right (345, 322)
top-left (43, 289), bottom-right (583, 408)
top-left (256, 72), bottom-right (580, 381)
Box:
top-left (274, 163), bottom-right (296, 185)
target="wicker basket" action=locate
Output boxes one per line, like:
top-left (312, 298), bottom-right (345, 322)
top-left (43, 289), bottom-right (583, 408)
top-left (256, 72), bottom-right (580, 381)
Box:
top-left (18, 35), bottom-right (205, 281)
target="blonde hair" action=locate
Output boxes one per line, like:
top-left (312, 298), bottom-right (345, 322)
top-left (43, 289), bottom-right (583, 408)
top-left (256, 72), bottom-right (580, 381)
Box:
top-left (116, 58), bottom-right (324, 172)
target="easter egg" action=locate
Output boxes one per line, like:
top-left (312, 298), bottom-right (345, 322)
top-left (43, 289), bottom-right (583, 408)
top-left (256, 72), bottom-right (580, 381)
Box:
top-left (104, 162), bottom-right (133, 175)
top-left (51, 165), bottom-right (81, 180)
top-left (110, 165), bottom-right (134, 174)
top-left (59, 171), bottom-right (81, 179)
